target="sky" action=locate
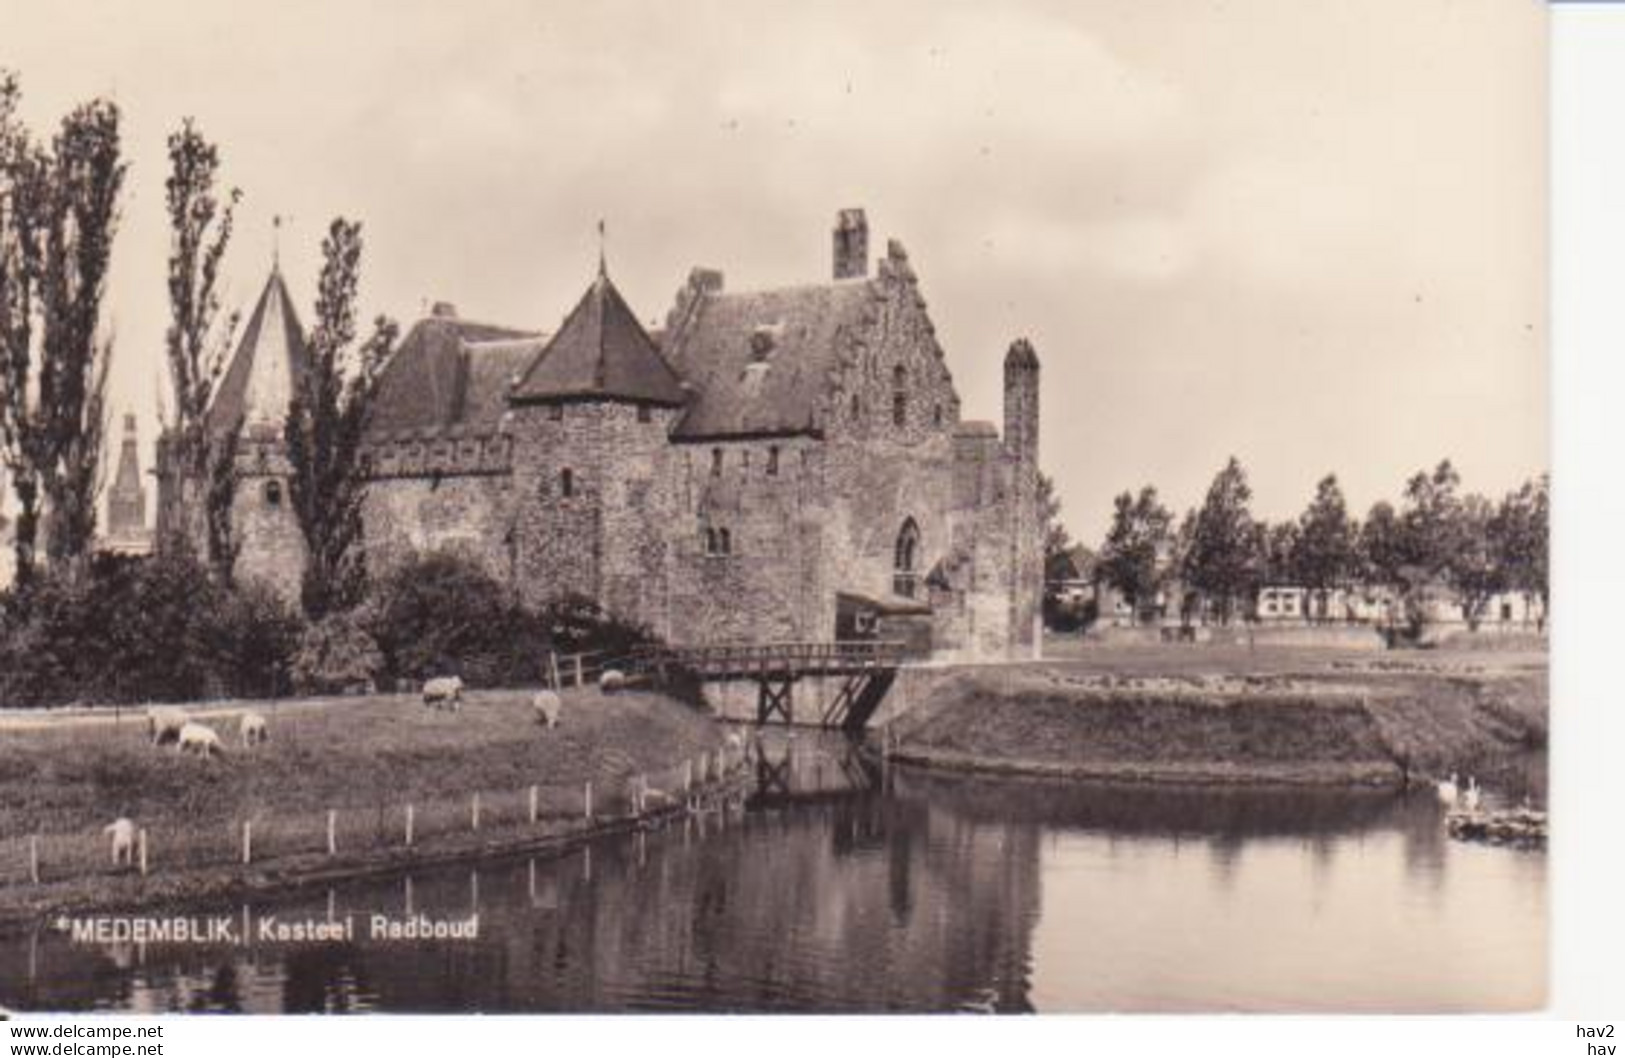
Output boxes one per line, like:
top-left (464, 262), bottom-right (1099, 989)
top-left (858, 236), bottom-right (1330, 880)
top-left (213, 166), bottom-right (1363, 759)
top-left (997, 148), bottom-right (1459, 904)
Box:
top-left (0, 0), bottom-right (1547, 543)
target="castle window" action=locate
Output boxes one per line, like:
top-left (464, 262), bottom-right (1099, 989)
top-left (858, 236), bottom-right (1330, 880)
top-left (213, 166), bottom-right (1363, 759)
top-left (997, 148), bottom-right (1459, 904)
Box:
top-left (264, 480), bottom-right (282, 507)
top-left (850, 394), bottom-right (861, 420)
top-left (638, 404), bottom-right (652, 423)
top-left (892, 366), bottom-right (908, 427)
top-left (894, 518), bottom-right (920, 598)
top-left (704, 526), bottom-right (733, 557)
top-left (933, 404), bottom-right (943, 427)
top-left (560, 468), bottom-right (574, 499)
top-left (767, 446), bottom-right (780, 476)
top-left (711, 448), bottom-right (724, 477)
top-left (549, 404), bottom-right (564, 422)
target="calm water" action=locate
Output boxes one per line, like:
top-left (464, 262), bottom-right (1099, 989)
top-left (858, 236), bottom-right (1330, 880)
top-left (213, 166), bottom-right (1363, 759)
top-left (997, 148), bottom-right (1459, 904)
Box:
top-left (0, 734), bottom-right (1545, 1013)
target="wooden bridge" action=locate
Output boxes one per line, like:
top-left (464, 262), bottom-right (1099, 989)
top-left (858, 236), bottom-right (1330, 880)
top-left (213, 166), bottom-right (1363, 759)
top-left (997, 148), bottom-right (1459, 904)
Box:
top-left (627, 640), bottom-right (908, 730)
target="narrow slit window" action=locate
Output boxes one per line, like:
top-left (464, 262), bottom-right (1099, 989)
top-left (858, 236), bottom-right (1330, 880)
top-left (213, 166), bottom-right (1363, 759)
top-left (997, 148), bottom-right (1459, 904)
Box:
top-left (560, 468), bottom-right (574, 498)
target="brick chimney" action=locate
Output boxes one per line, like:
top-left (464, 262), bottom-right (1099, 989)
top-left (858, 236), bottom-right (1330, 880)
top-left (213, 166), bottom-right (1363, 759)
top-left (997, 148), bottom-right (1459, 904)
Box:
top-left (833, 209), bottom-right (868, 280)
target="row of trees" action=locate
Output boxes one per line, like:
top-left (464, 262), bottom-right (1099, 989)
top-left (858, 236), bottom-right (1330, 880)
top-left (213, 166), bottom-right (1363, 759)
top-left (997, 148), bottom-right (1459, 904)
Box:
top-left (2, 70), bottom-right (389, 625)
top-left (1086, 457), bottom-right (1547, 631)
top-left (0, 72), bottom-right (503, 707)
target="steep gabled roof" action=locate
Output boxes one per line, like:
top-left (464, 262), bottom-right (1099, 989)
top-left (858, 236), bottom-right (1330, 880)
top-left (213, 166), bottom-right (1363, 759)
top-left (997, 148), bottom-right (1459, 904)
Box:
top-left (207, 269), bottom-right (309, 436)
top-left (664, 280), bottom-right (874, 440)
top-left (368, 313), bottom-right (543, 437)
top-left (510, 270), bottom-right (686, 406)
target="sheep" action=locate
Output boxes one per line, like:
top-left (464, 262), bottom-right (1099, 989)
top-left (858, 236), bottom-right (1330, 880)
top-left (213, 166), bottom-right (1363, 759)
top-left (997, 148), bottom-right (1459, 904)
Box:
top-left (599, 669), bottom-right (627, 694)
top-left (148, 706), bottom-right (188, 747)
top-left (422, 675), bottom-right (464, 711)
top-left (532, 689), bottom-right (563, 729)
top-left (104, 817), bottom-right (136, 867)
top-left (240, 711), bottom-right (269, 748)
top-left (176, 721), bottom-right (224, 758)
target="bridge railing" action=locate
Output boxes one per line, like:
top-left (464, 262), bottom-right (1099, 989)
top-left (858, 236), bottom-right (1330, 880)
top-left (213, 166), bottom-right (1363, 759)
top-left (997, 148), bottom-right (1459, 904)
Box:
top-left (621, 640), bottom-right (909, 677)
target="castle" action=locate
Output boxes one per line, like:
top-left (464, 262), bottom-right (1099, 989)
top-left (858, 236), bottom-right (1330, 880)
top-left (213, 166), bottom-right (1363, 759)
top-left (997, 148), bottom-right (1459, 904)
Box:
top-left (158, 210), bottom-right (1043, 659)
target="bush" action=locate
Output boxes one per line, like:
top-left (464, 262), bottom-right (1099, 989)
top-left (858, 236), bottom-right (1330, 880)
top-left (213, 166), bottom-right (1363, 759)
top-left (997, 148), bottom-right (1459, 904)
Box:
top-left (540, 592), bottom-right (657, 660)
top-left (367, 552), bottom-right (548, 688)
top-left (204, 581), bottom-right (304, 698)
top-left (290, 612), bottom-right (382, 695)
top-left (0, 553), bottom-right (225, 706)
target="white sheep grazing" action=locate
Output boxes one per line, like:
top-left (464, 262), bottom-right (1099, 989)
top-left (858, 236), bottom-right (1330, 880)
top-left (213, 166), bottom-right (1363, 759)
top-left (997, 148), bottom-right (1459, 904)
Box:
top-left (532, 689), bottom-right (563, 729)
top-left (422, 675), bottom-right (464, 711)
top-left (148, 706), bottom-right (188, 747)
top-left (104, 817), bottom-right (136, 866)
top-left (240, 711), bottom-right (269, 747)
top-left (599, 669), bottom-right (627, 694)
top-left (176, 721), bottom-right (224, 758)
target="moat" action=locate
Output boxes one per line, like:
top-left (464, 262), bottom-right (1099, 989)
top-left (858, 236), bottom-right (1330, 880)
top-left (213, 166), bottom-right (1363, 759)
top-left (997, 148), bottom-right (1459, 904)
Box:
top-left (0, 732), bottom-right (1545, 1014)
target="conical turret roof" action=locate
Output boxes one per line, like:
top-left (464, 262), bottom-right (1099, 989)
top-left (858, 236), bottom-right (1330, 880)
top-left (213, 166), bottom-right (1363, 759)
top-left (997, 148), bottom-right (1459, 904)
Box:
top-left (207, 268), bottom-right (309, 435)
top-left (511, 269), bottom-right (685, 406)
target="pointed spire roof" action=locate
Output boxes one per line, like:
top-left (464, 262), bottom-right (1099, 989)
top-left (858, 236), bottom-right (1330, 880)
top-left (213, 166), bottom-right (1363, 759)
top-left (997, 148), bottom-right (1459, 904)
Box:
top-left (111, 413), bottom-right (142, 497)
top-left (207, 268), bottom-right (309, 435)
top-left (511, 270), bottom-right (686, 406)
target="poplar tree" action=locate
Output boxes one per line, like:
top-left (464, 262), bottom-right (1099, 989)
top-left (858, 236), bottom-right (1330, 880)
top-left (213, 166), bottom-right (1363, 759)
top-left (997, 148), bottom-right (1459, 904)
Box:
top-left (0, 73), bottom-right (124, 583)
top-left (160, 118), bottom-right (242, 581)
top-left (283, 218), bottom-right (397, 619)
top-left (1182, 457), bottom-right (1259, 623)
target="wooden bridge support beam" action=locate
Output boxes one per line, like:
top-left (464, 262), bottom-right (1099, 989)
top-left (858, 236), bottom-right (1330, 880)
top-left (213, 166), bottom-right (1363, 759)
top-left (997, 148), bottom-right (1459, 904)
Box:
top-left (757, 675), bottom-right (796, 725)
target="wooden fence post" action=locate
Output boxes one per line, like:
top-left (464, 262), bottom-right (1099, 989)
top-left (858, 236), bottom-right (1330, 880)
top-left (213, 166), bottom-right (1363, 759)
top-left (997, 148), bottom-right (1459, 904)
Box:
top-left (472, 792), bottom-right (482, 832)
top-left (683, 759), bottom-right (693, 792)
top-left (405, 804), bottom-right (415, 847)
top-left (327, 810), bottom-right (337, 856)
top-left (29, 835), bottom-right (39, 885)
top-left (529, 785), bottom-right (539, 824)
top-left (138, 829), bottom-right (148, 876)
top-left (242, 821), bottom-right (253, 865)
top-left (574, 655), bottom-right (584, 688)
top-left (549, 652), bottom-right (561, 692)
top-left (584, 781), bottom-right (593, 819)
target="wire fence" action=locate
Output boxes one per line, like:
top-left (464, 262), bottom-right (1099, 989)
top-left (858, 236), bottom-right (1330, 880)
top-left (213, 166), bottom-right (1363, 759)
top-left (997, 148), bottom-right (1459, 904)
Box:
top-left (0, 739), bottom-right (756, 890)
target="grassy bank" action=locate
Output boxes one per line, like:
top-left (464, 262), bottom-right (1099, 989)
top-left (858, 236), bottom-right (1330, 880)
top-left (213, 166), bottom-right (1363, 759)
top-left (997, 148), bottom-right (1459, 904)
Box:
top-left (0, 687), bottom-right (732, 921)
top-left (889, 646), bottom-right (1547, 790)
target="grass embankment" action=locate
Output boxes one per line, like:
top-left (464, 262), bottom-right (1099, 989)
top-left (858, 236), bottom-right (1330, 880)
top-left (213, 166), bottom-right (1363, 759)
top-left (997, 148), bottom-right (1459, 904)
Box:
top-left (890, 648), bottom-right (1547, 788)
top-left (0, 688), bottom-right (731, 921)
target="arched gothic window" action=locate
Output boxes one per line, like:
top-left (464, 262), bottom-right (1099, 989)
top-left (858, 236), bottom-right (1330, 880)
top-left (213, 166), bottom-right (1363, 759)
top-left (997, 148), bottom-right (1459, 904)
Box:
top-left (894, 518), bottom-right (921, 597)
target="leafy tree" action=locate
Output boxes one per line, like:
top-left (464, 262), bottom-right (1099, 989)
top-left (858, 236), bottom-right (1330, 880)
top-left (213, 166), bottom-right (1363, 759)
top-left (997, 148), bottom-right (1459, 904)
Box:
top-left (1181, 457), bottom-right (1259, 623)
top-left (160, 118), bottom-right (242, 580)
top-left (1397, 459), bottom-right (1463, 580)
top-left (283, 219), bottom-right (397, 619)
top-left (1262, 520), bottom-right (1299, 585)
top-left (0, 75), bottom-right (125, 583)
top-left (1359, 500), bottom-right (1405, 588)
top-left (368, 551), bottom-right (547, 687)
top-left (1036, 471), bottom-right (1072, 569)
top-left (1292, 474), bottom-right (1359, 619)
top-left (1097, 486), bottom-right (1173, 624)
top-left (1446, 492), bottom-right (1506, 628)
top-left (1493, 474), bottom-right (1548, 614)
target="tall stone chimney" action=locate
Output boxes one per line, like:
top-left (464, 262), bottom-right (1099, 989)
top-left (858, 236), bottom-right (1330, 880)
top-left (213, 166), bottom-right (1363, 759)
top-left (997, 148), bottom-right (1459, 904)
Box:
top-left (833, 209), bottom-right (868, 280)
